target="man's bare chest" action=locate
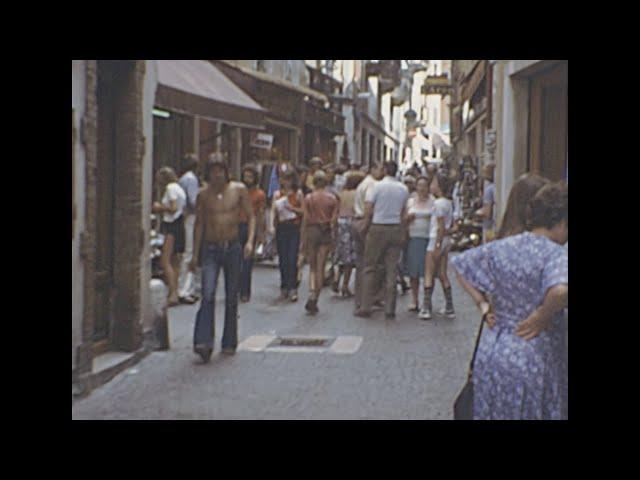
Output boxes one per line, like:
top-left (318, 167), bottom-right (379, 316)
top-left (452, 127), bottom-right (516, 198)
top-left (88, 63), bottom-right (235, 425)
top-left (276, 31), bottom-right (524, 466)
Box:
top-left (204, 190), bottom-right (240, 216)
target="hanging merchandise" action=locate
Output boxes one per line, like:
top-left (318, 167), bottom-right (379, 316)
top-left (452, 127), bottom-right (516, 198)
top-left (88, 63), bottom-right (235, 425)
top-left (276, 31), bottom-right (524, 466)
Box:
top-left (267, 162), bottom-right (280, 200)
top-left (259, 163), bottom-right (273, 194)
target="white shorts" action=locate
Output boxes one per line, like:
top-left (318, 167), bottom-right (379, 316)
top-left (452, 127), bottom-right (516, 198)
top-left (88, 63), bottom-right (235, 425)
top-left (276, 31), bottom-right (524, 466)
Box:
top-left (427, 236), bottom-right (451, 253)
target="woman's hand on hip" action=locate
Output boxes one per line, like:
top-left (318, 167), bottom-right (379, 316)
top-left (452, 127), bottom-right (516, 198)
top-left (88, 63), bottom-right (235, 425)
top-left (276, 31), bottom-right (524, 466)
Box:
top-left (514, 308), bottom-right (552, 340)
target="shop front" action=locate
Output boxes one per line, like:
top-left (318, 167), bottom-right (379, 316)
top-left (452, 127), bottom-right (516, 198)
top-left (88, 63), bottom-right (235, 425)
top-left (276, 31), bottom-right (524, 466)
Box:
top-left (153, 60), bottom-right (266, 182)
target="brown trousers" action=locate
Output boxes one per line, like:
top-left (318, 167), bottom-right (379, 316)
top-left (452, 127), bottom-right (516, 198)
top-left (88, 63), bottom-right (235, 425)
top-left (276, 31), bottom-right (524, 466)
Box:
top-left (352, 219), bottom-right (383, 308)
top-left (360, 224), bottom-right (405, 315)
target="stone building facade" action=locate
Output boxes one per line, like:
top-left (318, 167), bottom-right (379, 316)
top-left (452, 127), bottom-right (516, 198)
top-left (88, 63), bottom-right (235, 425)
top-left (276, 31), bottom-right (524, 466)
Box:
top-left (489, 60), bottom-right (568, 224)
top-left (450, 59), bottom-right (568, 226)
top-left (72, 60), bottom-right (157, 391)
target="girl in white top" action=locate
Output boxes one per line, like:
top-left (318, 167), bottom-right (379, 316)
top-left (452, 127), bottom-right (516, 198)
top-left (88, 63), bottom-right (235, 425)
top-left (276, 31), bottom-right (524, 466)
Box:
top-left (152, 167), bottom-right (187, 306)
top-left (420, 171), bottom-right (455, 320)
top-left (404, 176), bottom-right (435, 311)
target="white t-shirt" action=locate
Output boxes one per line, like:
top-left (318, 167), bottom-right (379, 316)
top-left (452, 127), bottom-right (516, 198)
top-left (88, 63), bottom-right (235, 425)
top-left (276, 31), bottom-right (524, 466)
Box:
top-left (365, 176), bottom-right (409, 225)
top-left (274, 195), bottom-right (297, 222)
top-left (162, 182), bottom-right (186, 223)
top-left (407, 195), bottom-right (434, 238)
top-left (354, 175), bottom-right (378, 217)
top-left (429, 197), bottom-right (453, 239)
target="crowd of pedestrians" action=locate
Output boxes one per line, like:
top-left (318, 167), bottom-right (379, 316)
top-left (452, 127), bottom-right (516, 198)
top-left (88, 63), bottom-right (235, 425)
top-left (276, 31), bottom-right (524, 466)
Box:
top-left (152, 152), bottom-right (568, 420)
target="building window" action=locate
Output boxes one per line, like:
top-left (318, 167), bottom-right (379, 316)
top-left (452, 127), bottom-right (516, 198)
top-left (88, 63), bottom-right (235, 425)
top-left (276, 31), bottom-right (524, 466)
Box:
top-left (257, 60), bottom-right (266, 72)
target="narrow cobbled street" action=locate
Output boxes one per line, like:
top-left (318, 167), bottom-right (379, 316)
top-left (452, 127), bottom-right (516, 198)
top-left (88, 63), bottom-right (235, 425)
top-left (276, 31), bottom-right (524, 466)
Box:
top-left (72, 258), bottom-right (480, 420)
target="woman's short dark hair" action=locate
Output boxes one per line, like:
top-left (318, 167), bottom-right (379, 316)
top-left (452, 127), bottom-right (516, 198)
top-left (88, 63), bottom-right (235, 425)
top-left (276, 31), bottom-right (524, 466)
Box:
top-left (528, 182), bottom-right (568, 230)
top-left (280, 169), bottom-right (299, 189)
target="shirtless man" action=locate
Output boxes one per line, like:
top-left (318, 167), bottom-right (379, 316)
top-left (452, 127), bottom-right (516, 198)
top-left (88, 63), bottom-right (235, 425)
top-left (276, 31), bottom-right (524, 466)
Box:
top-left (190, 154), bottom-right (255, 362)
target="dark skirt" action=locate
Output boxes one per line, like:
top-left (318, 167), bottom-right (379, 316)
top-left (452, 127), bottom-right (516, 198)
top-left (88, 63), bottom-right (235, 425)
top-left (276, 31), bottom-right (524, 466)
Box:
top-left (161, 215), bottom-right (186, 254)
top-left (406, 237), bottom-right (429, 278)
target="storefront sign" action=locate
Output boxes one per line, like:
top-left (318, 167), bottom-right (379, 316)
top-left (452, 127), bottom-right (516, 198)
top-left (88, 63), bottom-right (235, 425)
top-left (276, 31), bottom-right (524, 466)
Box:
top-left (421, 75), bottom-right (453, 96)
top-left (250, 132), bottom-right (274, 150)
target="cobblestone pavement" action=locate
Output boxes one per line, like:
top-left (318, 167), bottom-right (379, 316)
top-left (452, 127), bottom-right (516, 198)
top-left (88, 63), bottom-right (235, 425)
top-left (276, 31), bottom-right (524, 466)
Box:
top-left (72, 254), bottom-right (482, 420)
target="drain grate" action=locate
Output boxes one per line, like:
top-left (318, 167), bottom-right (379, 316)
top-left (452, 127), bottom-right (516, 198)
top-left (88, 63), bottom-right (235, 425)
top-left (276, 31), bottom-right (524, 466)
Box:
top-left (237, 334), bottom-right (362, 354)
top-left (269, 336), bottom-right (334, 348)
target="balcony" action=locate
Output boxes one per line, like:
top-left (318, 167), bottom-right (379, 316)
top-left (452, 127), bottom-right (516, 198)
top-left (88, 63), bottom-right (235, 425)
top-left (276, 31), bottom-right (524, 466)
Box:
top-left (365, 60), bottom-right (402, 94)
top-left (307, 66), bottom-right (342, 97)
top-left (305, 101), bottom-right (345, 135)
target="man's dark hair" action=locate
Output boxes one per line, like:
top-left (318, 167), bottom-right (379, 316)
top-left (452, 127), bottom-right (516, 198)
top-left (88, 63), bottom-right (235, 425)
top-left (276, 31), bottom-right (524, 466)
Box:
top-left (241, 164), bottom-right (260, 187)
top-left (335, 165), bottom-right (347, 175)
top-left (383, 161), bottom-right (398, 178)
top-left (181, 153), bottom-right (199, 176)
top-left (528, 182), bottom-right (568, 230)
top-left (345, 172), bottom-right (365, 190)
top-left (206, 152), bottom-right (229, 182)
top-left (368, 162), bottom-right (383, 174)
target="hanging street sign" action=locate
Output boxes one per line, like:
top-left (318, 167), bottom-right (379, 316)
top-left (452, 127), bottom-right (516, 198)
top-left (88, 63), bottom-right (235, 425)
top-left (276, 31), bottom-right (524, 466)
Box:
top-left (421, 74), bottom-right (453, 96)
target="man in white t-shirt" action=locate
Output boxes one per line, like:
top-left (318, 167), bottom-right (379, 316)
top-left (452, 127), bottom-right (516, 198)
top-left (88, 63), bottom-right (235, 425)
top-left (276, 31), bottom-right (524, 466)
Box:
top-left (352, 162), bottom-right (384, 310)
top-left (355, 161), bottom-right (409, 319)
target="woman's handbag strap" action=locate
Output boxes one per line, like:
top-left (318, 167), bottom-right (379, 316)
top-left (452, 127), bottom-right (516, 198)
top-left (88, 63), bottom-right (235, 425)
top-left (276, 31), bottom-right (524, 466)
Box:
top-left (467, 312), bottom-right (486, 378)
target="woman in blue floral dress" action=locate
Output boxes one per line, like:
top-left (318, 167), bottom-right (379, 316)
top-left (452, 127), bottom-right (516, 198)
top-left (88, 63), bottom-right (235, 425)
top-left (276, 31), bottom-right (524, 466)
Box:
top-left (332, 173), bottom-right (364, 297)
top-left (451, 182), bottom-right (568, 420)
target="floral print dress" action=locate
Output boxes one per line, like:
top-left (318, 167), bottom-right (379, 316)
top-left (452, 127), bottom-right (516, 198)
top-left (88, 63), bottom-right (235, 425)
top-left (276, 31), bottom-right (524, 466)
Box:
top-left (450, 232), bottom-right (568, 420)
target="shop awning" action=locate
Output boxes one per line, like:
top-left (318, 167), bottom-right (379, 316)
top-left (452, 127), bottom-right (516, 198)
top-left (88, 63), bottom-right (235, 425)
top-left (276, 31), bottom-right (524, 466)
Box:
top-left (155, 60), bottom-right (266, 130)
top-left (216, 60), bottom-right (328, 103)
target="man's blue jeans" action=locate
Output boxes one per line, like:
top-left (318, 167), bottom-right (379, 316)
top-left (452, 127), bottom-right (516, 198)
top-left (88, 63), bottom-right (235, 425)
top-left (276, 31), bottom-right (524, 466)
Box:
top-left (193, 241), bottom-right (241, 350)
top-left (238, 223), bottom-right (253, 299)
top-left (276, 222), bottom-right (300, 292)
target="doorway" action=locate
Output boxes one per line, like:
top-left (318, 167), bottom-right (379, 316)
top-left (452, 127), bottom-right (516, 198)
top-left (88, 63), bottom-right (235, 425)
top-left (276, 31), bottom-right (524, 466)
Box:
top-left (94, 61), bottom-right (125, 344)
top-left (528, 61), bottom-right (568, 181)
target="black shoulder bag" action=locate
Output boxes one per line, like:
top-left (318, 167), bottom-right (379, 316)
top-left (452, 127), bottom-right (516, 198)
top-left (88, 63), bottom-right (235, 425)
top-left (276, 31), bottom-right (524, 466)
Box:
top-left (453, 312), bottom-right (486, 420)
